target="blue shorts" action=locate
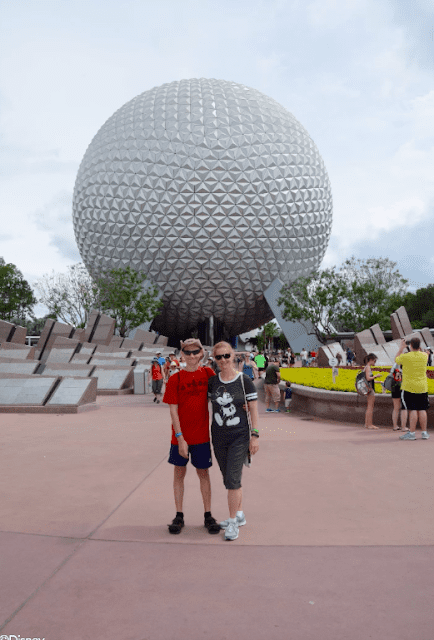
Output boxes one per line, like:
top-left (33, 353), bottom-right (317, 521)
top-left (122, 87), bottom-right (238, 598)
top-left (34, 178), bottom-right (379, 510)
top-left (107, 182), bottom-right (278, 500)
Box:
top-left (168, 441), bottom-right (212, 469)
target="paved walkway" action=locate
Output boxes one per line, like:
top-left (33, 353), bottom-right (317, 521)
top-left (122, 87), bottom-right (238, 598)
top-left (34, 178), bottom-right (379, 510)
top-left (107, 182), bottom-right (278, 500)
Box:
top-left (1, 384), bottom-right (433, 639)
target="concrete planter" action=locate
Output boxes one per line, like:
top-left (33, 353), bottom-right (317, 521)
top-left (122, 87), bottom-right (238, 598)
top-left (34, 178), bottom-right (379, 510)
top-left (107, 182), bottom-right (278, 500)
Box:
top-left (285, 383), bottom-right (433, 428)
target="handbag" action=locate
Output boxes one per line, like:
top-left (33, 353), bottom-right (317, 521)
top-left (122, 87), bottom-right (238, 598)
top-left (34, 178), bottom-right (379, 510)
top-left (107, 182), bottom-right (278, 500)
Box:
top-left (240, 373), bottom-right (253, 468)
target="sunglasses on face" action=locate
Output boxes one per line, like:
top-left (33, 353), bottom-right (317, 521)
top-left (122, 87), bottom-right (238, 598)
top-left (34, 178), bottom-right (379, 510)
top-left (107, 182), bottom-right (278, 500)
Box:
top-left (182, 348), bottom-right (201, 356)
top-left (214, 353), bottom-right (232, 361)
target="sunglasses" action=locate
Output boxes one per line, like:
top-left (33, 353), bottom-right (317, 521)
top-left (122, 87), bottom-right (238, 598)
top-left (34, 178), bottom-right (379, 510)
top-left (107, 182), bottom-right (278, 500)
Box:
top-left (182, 348), bottom-right (202, 355)
top-left (214, 353), bottom-right (232, 361)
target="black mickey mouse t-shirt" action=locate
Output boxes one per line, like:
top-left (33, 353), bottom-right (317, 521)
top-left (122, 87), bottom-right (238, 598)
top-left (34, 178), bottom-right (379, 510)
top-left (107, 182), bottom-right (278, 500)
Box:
top-left (208, 372), bottom-right (257, 433)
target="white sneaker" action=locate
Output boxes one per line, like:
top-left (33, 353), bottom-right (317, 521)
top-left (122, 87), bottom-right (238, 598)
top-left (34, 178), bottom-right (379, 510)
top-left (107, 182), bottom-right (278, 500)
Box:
top-left (220, 512), bottom-right (246, 528)
top-left (399, 431), bottom-right (416, 440)
top-left (225, 521), bottom-right (239, 541)
top-left (422, 431), bottom-right (430, 439)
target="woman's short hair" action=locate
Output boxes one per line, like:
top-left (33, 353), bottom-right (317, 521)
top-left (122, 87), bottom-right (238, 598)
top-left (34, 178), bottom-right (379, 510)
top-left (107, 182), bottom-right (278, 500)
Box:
top-left (212, 341), bottom-right (234, 357)
top-left (364, 353), bottom-right (378, 364)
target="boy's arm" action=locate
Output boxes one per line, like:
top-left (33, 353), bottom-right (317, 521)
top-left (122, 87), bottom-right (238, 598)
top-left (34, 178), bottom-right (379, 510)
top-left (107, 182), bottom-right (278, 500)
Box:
top-left (169, 404), bottom-right (188, 458)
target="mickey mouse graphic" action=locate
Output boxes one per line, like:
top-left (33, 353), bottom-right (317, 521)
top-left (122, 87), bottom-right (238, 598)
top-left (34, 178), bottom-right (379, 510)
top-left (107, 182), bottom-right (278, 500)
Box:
top-left (214, 387), bottom-right (240, 427)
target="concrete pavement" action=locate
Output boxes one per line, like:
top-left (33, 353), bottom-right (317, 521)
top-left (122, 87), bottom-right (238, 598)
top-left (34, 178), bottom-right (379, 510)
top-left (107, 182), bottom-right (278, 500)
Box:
top-left (1, 388), bottom-right (434, 639)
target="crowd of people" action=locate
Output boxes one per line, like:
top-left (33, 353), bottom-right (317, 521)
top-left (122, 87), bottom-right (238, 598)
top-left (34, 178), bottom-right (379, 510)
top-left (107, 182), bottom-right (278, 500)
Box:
top-left (362, 337), bottom-right (431, 439)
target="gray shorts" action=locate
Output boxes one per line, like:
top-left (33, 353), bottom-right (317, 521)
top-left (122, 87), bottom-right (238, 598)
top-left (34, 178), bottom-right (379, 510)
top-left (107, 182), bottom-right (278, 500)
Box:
top-left (152, 379), bottom-right (163, 394)
top-left (211, 428), bottom-right (249, 490)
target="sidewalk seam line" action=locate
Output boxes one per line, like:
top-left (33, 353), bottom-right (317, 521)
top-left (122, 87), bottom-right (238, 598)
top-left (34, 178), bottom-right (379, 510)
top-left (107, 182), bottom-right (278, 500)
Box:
top-left (0, 538), bottom-right (87, 632)
top-left (86, 453), bottom-right (168, 539)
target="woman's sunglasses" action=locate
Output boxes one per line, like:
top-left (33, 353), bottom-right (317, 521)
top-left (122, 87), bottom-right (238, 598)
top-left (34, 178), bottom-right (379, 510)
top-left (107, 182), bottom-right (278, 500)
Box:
top-left (214, 353), bottom-right (232, 361)
top-left (182, 348), bottom-right (201, 355)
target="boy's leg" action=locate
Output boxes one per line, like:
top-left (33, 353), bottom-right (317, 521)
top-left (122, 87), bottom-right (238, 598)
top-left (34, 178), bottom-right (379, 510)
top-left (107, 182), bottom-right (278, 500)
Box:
top-left (196, 468), bottom-right (211, 512)
top-left (191, 443), bottom-right (221, 533)
top-left (174, 465), bottom-right (187, 512)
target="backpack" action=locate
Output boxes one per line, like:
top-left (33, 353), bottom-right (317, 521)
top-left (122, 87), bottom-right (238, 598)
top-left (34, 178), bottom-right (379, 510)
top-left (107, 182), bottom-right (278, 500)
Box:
top-left (383, 374), bottom-right (394, 392)
top-left (355, 368), bottom-right (371, 395)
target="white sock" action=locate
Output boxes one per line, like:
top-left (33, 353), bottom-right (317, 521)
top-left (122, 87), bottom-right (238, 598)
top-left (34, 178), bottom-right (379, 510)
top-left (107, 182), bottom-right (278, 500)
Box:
top-left (228, 517), bottom-right (236, 523)
top-left (236, 510), bottom-right (244, 518)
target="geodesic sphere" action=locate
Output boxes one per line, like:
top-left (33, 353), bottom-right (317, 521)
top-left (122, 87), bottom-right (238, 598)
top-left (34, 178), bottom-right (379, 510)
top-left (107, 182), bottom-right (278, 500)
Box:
top-left (72, 78), bottom-right (332, 337)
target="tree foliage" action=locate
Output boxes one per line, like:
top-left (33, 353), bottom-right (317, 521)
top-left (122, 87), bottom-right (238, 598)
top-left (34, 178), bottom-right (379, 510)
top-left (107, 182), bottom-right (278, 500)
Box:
top-left (277, 330), bottom-right (289, 350)
top-left (0, 258), bottom-right (36, 322)
top-left (335, 257), bottom-right (408, 332)
top-left (278, 257), bottom-right (408, 342)
top-left (94, 266), bottom-right (163, 337)
top-left (278, 268), bottom-right (348, 344)
top-left (404, 285), bottom-right (434, 328)
top-left (35, 263), bottom-right (96, 327)
top-left (263, 321), bottom-right (280, 351)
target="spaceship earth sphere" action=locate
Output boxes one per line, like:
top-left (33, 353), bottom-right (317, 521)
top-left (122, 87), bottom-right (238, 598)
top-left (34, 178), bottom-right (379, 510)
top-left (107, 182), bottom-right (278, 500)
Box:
top-left (73, 78), bottom-right (333, 338)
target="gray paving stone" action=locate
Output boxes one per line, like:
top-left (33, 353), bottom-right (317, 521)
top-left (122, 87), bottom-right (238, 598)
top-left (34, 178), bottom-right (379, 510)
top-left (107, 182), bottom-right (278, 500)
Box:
top-left (91, 368), bottom-right (134, 390)
top-left (40, 366), bottom-right (94, 378)
top-left (0, 377), bottom-right (58, 405)
top-left (47, 377), bottom-right (97, 406)
top-left (0, 361), bottom-right (40, 374)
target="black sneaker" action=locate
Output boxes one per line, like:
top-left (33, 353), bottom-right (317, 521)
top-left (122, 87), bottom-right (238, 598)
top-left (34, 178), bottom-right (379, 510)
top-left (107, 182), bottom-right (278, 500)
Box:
top-left (204, 515), bottom-right (221, 534)
top-left (168, 515), bottom-right (184, 534)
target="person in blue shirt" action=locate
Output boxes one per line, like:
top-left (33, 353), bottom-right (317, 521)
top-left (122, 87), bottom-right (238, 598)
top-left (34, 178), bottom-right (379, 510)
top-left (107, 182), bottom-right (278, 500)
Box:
top-left (156, 350), bottom-right (166, 367)
top-left (242, 356), bottom-right (254, 380)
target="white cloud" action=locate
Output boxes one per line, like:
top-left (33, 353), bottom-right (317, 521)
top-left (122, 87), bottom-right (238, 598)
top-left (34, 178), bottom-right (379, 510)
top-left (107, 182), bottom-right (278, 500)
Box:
top-left (1, 0), bottom-right (434, 300)
top-left (306, 0), bottom-right (367, 28)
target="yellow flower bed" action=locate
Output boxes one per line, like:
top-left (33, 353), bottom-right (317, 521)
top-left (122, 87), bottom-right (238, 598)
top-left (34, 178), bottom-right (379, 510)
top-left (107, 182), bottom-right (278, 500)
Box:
top-left (279, 367), bottom-right (434, 394)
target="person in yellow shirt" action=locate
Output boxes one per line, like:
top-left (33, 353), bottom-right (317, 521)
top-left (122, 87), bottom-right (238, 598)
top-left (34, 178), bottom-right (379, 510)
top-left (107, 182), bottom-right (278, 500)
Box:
top-left (395, 336), bottom-right (429, 440)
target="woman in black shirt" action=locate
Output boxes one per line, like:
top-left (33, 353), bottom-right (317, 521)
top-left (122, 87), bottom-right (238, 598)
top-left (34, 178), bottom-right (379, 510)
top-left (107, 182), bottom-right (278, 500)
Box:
top-left (208, 341), bottom-right (259, 541)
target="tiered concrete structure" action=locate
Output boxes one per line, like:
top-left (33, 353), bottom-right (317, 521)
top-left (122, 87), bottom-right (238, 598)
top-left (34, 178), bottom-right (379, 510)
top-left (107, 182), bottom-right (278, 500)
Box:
top-left (317, 306), bottom-right (434, 367)
top-left (0, 312), bottom-right (172, 413)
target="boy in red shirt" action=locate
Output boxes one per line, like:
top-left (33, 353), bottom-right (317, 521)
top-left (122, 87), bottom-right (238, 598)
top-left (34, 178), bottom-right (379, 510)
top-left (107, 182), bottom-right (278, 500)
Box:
top-left (163, 338), bottom-right (220, 534)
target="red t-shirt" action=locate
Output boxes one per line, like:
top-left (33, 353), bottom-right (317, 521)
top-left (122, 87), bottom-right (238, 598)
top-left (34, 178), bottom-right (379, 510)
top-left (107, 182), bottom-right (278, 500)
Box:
top-left (151, 363), bottom-right (163, 380)
top-left (163, 366), bottom-right (215, 445)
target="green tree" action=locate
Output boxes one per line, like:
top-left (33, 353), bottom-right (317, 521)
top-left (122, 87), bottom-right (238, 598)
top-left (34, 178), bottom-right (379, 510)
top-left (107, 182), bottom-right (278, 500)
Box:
top-left (278, 257), bottom-right (408, 341)
top-left (277, 331), bottom-right (289, 350)
top-left (35, 263), bottom-right (97, 327)
top-left (336, 257), bottom-right (408, 332)
top-left (278, 268), bottom-right (347, 344)
top-left (0, 258), bottom-right (36, 322)
top-left (404, 285), bottom-right (434, 328)
top-left (264, 321), bottom-right (280, 351)
top-left (94, 266), bottom-right (163, 337)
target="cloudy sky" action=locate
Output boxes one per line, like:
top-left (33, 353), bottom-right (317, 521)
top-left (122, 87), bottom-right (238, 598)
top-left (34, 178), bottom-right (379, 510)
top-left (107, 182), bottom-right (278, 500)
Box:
top-left (1, 0), bottom-right (433, 313)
